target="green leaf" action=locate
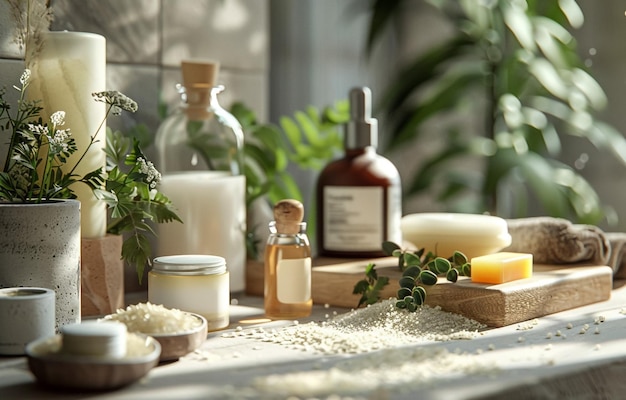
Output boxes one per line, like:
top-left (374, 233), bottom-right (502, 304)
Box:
top-left (418, 270), bottom-right (438, 286)
top-left (558, 0), bottom-right (584, 28)
top-left (279, 116), bottom-right (301, 149)
top-left (397, 287), bottom-right (412, 299)
top-left (382, 241), bottom-right (401, 256)
top-left (503, 2), bottom-right (536, 51)
top-left (403, 252), bottom-right (421, 267)
top-left (399, 275), bottom-right (416, 289)
top-left (452, 251), bottom-right (468, 267)
top-left (461, 263), bottom-right (472, 276)
top-left (412, 286), bottom-right (426, 305)
top-left (571, 68), bottom-right (607, 110)
top-left (403, 265), bottom-right (421, 279)
top-left (528, 58), bottom-right (568, 99)
top-left (427, 257), bottom-right (451, 274)
top-left (353, 280), bottom-right (369, 295)
top-left (446, 268), bottom-right (459, 283)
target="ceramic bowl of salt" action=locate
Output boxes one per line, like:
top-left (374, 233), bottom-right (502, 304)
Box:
top-left (25, 323), bottom-right (161, 391)
top-left (101, 303), bottom-right (208, 362)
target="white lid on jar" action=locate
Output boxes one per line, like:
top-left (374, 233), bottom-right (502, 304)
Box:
top-left (61, 321), bottom-right (127, 358)
top-left (153, 255), bottom-right (227, 275)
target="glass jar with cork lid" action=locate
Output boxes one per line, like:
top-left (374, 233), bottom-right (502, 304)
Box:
top-left (264, 199), bottom-right (312, 319)
top-left (154, 60), bottom-right (247, 293)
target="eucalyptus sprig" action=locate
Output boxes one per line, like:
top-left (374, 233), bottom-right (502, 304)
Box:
top-left (383, 241), bottom-right (471, 312)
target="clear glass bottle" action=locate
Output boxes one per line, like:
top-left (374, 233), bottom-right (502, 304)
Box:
top-left (155, 83), bottom-right (244, 174)
top-left (264, 199), bottom-right (312, 319)
top-left (154, 61), bottom-right (247, 293)
top-left (316, 87), bottom-right (402, 258)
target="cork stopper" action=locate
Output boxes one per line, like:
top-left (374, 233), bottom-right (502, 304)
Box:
top-left (273, 199), bottom-right (304, 235)
top-left (181, 60), bottom-right (220, 120)
top-left (181, 60), bottom-right (220, 89)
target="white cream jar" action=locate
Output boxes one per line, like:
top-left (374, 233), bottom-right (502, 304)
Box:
top-left (148, 255), bottom-right (229, 331)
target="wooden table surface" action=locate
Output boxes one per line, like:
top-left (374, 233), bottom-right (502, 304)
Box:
top-left (2, 281), bottom-right (626, 399)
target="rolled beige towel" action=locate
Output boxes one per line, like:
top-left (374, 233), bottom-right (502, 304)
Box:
top-left (504, 217), bottom-right (611, 267)
top-left (606, 232), bottom-right (626, 278)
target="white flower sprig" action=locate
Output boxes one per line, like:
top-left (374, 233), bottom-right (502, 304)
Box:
top-left (0, 69), bottom-right (181, 282)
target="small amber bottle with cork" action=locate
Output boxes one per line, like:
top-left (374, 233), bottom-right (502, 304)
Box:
top-left (316, 86), bottom-right (402, 257)
top-left (264, 199), bottom-right (312, 319)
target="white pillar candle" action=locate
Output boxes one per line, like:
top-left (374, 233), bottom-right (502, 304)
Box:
top-left (28, 31), bottom-right (107, 238)
top-left (157, 171), bottom-right (246, 293)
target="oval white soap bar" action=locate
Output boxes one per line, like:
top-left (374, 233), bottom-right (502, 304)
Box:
top-left (400, 213), bottom-right (512, 259)
top-left (61, 321), bottom-right (127, 358)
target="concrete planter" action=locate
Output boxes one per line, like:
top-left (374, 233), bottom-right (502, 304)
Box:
top-left (0, 199), bottom-right (81, 330)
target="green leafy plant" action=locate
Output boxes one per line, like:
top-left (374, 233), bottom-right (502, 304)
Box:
top-left (383, 241), bottom-right (470, 312)
top-left (0, 70), bottom-right (96, 202)
top-left (231, 100), bottom-right (347, 207)
top-left (352, 241), bottom-right (470, 311)
top-left (99, 129), bottom-right (182, 282)
top-left (0, 70), bottom-right (180, 283)
top-left (365, 0), bottom-right (626, 224)
top-left (353, 263), bottom-right (390, 307)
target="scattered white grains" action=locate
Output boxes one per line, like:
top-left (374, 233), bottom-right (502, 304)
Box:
top-left (229, 299), bottom-right (485, 355)
top-left (566, 323), bottom-right (573, 329)
top-left (252, 346), bottom-right (497, 399)
top-left (517, 318), bottom-right (539, 331)
top-left (546, 332), bottom-right (553, 339)
top-left (517, 336), bottom-right (525, 343)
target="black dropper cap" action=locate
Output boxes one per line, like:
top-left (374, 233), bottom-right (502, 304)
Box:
top-left (345, 87), bottom-right (378, 149)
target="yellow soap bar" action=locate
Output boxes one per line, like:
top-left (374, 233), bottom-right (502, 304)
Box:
top-left (470, 252), bottom-right (533, 284)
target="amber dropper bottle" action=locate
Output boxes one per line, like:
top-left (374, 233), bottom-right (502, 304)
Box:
top-left (316, 87), bottom-right (402, 258)
top-left (264, 199), bottom-right (312, 319)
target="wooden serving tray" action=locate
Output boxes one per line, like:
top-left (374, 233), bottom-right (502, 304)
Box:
top-left (245, 257), bottom-right (613, 327)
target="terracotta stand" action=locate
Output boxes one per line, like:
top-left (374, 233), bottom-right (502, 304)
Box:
top-left (81, 235), bottom-right (124, 317)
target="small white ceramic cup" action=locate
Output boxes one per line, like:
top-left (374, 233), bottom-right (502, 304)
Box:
top-left (0, 287), bottom-right (56, 355)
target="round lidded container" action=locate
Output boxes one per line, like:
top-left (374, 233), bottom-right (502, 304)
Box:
top-left (148, 255), bottom-right (229, 331)
top-left (400, 213), bottom-right (512, 259)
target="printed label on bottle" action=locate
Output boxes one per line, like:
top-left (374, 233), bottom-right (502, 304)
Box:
top-left (323, 186), bottom-right (383, 251)
top-left (387, 183), bottom-right (402, 244)
top-left (277, 258), bottom-right (312, 304)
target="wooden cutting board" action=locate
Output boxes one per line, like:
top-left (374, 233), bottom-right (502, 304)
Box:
top-left (245, 257), bottom-right (613, 327)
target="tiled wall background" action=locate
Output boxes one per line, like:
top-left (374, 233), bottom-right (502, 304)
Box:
top-left (1, 1), bottom-right (626, 292)
top-left (0, 0), bottom-right (268, 148)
